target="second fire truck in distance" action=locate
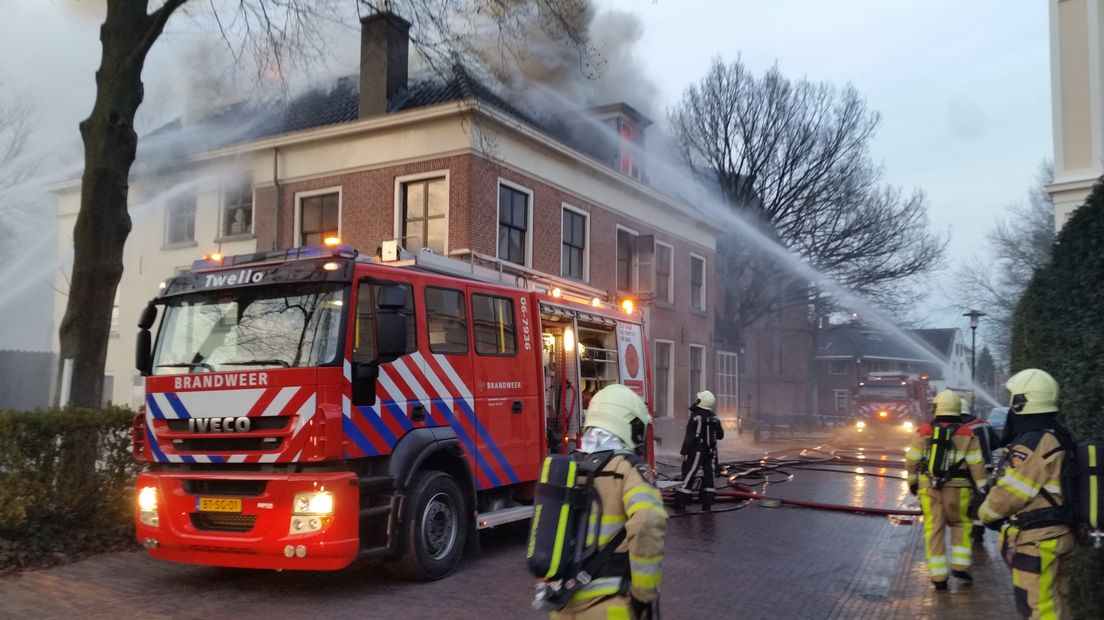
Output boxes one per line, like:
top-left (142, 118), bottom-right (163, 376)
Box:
top-left (132, 239), bottom-right (652, 579)
top-left (852, 372), bottom-right (932, 435)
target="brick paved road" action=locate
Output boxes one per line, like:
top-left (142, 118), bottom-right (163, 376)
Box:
top-left (0, 438), bottom-right (1019, 619)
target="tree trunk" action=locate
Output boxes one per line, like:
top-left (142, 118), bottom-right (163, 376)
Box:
top-left (56, 1), bottom-right (183, 408)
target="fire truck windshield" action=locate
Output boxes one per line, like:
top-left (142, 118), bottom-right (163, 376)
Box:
top-left (152, 284), bottom-right (345, 374)
top-left (857, 385), bottom-right (908, 400)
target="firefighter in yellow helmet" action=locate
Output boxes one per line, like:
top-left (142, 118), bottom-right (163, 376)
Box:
top-left (905, 389), bottom-right (988, 589)
top-left (978, 369), bottom-right (1074, 619)
top-left (551, 384), bottom-right (667, 620)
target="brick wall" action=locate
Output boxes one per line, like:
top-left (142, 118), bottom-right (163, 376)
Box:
top-left (256, 153), bottom-right (716, 433)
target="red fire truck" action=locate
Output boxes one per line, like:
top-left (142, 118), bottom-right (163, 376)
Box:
top-left (851, 372), bottom-right (932, 435)
top-left (132, 240), bottom-right (652, 579)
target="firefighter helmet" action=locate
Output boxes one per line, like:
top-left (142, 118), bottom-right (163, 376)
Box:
top-left (1006, 368), bottom-right (1059, 415)
top-left (584, 384), bottom-right (651, 449)
top-left (933, 389), bottom-right (961, 417)
top-left (695, 390), bottom-right (716, 411)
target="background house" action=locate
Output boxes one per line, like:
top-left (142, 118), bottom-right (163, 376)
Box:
top-left (815, 319), bottom-right (968, 417)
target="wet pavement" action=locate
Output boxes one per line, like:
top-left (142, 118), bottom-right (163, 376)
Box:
top-left (0, 434), bottom-right (1018, 619)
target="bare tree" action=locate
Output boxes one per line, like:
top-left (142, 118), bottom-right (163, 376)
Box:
top-left (0, 83), bottom-right (39, 262)
top-left (58, 0), bottom-right (592, 408)
top-left (670, 58), bottom-right (946, 336)
top-left (955, 161), bottom-right (1055, 364)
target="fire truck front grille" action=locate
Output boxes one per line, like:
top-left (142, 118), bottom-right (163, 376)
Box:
top-left (173, 437), bottom-right (284, 452)
top-left (190, 512), bottom-right (258, 533)
top-left (182, 479), bottom-right (267, 497)
top-left (166, 417), bottom-right (289, 432)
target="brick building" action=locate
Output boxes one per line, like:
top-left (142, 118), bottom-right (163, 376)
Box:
top-left (51, 12), bottom-right (720, 445)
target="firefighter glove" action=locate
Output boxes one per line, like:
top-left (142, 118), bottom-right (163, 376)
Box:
top-left (908, 483), bottom-right (918, 496)
top-left (985, 518), bottom-right (1006, 532)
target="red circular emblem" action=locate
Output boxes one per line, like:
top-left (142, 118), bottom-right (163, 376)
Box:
top-left (625, 343), bottom-right (640, 378)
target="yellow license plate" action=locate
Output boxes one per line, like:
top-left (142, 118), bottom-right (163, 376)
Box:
top-left (198, 497), bottom-right (242, 513)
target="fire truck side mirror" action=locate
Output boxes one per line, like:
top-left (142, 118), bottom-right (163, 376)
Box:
top-left (136, 330), bottom-right (153, 376)
top-left (138, 304), bottom-right (158, 330)
top-left (376, 312), bottom-right (407, 361)
top-left (377, 284), bottom-right (407, 310)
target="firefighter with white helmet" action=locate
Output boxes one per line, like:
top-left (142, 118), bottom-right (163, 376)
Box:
top-left (905, 389), bottom-right (988, 589)
top-left (551, 384), bottom-right (667, 620)
top-left (978, 369), bottom-right (1074, 619)
top-left (674, 390), bottom-right (724, 512)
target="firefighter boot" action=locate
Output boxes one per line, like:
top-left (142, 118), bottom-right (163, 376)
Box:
top-left (701, 489), bottom-right (715, 512)
top-left (672, 489), bottom-right (690, 513)
top-left (953, 570), bottom-right (973, 586)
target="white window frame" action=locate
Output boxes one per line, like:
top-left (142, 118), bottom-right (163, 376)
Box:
top-left (654, 240), bottom-right (674, 305)
top-left (689, 344), bottom-right (706, 396)
top-left (716, 350), bottom-right (738, 417)
top-left (560, 203), bottom-right (590, 282)
top-left (653, 339), bottom-right (675, 418)
top-left (294, 186), bottom-right (343, 248)
top-left (219, 181), bottom-right (255, 240)
top-left (163, 190), bottom-right (197, 247)
top-left (394, 170), bottom-right (450, 254)
top-left (689, 253), bottom-right (707, 312)
top-left (496, 178), bottom-right (534, 267)
top-left (833, 389), bottom-right (850, 413)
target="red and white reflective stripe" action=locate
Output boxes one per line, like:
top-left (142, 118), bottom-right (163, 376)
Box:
top-left (426, 353), bottom-right (474, 409)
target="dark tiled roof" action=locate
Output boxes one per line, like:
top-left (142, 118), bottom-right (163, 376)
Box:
top-left (817, 324), bottom-right (959, 364)
top-left (910, 328), bottom-right (957, 358)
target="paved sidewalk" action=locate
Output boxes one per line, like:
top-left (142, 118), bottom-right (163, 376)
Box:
top-left (0, 442), bottom-right (1020, 619)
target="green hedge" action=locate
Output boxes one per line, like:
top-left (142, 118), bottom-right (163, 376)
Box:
top-left (0, 407), bottom-right (142, 571)
top-left (1012, 176), bottom-right (1104, 615)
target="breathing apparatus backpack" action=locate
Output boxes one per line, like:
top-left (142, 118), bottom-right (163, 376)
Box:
top-left (527, 450), bottom-right (631, 611)
top-left (1031, 436), bottom-right (1104, 547)
top-left (925, 423), bottom-right (964, 487)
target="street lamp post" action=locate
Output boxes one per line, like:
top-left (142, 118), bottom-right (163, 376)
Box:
top-left (963, 310), bottom-right (986, 412)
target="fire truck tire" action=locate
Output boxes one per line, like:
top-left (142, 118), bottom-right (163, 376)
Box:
top-left (392, 470), bottom-right (468, 581)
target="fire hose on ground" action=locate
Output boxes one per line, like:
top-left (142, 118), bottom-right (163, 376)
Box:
top-left (657, 445), bottom-right (923, 518)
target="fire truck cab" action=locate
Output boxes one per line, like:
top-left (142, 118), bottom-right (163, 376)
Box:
top-left (132, 240), bottom-right (651, 579)
top-left (851, 372), bottom-right (931, 435)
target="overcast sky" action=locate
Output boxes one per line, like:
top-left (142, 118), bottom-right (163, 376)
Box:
top-left (602, 0), bottom-right (1052, 328)
top-left (0, 1), bottom-right (1051, 348)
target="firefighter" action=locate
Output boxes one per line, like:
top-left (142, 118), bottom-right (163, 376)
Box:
top-left (674, 390), bottom-right (724, 512)
top-left (961, 395), bottom-right (1000, 546)
top-left (978, 369), bottom-right (1074, 620)
top-left (905, 389), bottom-right (988, 589)
top-left (552, 385), bottom-right (667, 620)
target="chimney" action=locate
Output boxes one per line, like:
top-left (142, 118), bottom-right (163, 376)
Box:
top-left (359, 11), bottom-right (411, 118)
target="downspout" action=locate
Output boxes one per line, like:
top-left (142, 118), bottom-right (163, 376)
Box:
top-left (272, 146), bottom-right (282, 250)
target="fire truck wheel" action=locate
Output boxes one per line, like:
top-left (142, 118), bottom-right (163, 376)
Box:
top-left (393, 470), bottom-right (468, 581)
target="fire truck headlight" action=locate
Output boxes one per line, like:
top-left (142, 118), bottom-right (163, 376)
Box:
top-left (856, 420), bottom-right (866, 429)
top-left (903, 421), bottom-right (915, 431)
top-left (138, 486), bottom-right (158, 512)
top-left (293, 492), bottom-right (334, 516)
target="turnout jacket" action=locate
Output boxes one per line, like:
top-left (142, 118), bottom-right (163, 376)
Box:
top-left (978, 430), bottom-right (1070, 544)
top-left (905, 419), bottom-right (988, 490)
top-left (565, 454), bottom-right (668, 611)
top-left (681, 406), bottom-right (723, 455)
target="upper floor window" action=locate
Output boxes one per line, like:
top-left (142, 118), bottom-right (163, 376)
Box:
top-left (298, 191), bottom-right (339, 247)
top-left (165, 192), bottom-right (196, 245)
top-left (401, 177), bottom-right (447, 253)
top-left (654, 242), bottom-right (673, 304)
top-left (829, 360), bottom-right (848, 375)
top-left (498, 184), bottom-right (530, 265)
top-left (690, 254), bottom-right (706, 312)
top-left (617, 228), bottom-right (653, 294)
top-left (222, 182), bottom-right (253, 238)
top-left (561, 207), bottom-right (587, 281)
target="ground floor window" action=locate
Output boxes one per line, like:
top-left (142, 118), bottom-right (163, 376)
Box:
top-left (716, 350), bottom-right (738, 417)
top-left (834, 389), bottom-right (849, 413)
top-left (654, 341), bottom-right (673, 417)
